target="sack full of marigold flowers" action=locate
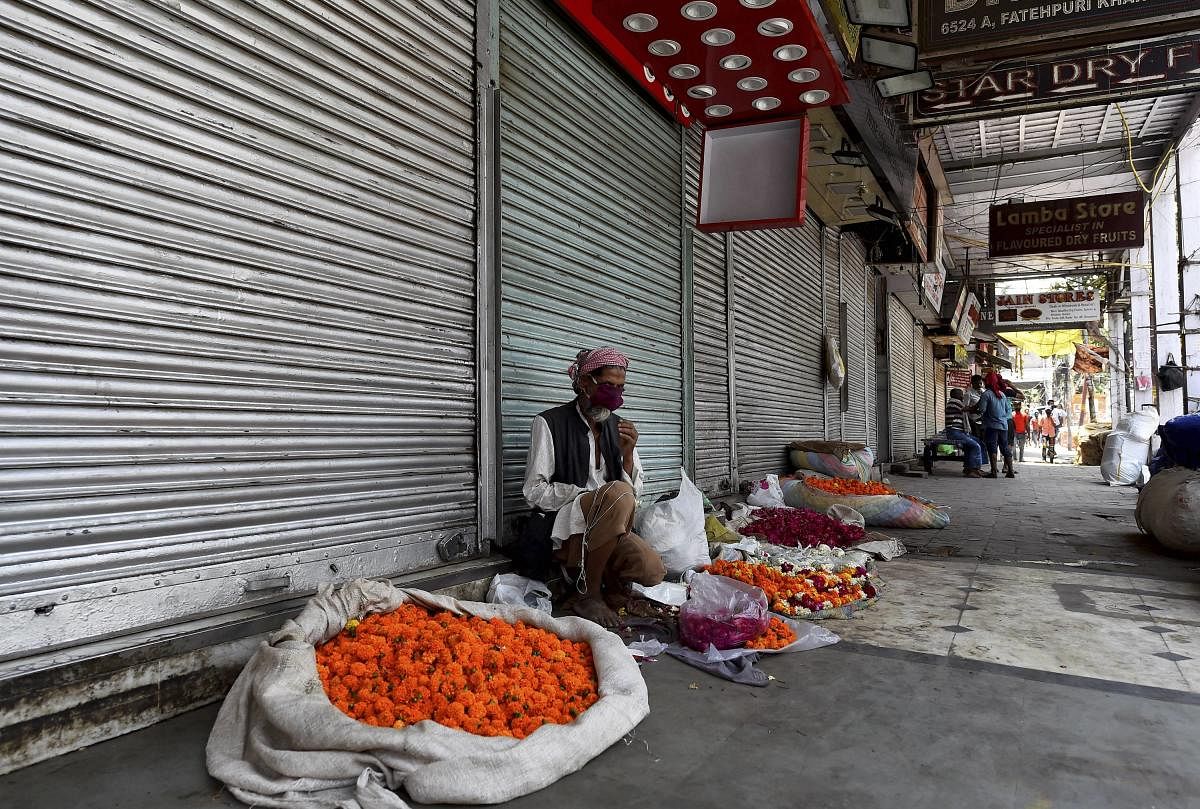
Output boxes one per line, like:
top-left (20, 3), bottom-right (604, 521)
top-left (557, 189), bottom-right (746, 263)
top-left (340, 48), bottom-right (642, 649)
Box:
top-left (783, 475), bottom-right (950, 529)
top-left (206, 579), bottom-right (648, 808)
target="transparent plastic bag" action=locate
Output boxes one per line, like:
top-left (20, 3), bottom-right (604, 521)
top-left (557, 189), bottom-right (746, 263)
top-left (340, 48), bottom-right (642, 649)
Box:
top-left (678, 573), bottom-right (769, 651)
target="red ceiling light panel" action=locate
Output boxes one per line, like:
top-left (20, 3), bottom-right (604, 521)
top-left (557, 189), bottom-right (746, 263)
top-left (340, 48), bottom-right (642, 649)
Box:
top-left (555, 1), bottom-right (848, 126)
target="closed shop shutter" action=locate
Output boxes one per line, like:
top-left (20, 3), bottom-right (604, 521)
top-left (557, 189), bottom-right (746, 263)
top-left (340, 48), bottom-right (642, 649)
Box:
top-left (840, 235), bottom-right (871, 444)
top-left (888, 301), bottom-right (918, 460)
top-left (822, 228), bottom-right (840, 441)
top-left (499, 0), bottom-right (685, 521)
top-left (0, 1), bottom-right (478, 657)
top-left (922, 338), bottom-right (938, 437)
top-left (732, 220), bottom-right (826, 480)
top-left (934, 361), bottom-right (947, 432)
top-left (686, 126), bottom-right (734, 495)
top-left (867, 271), bottom-right (881, 452)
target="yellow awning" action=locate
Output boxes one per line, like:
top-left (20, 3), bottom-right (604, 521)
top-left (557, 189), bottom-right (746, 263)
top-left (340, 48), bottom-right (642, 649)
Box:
top-left (998, 329), bottom-right (1085, 358)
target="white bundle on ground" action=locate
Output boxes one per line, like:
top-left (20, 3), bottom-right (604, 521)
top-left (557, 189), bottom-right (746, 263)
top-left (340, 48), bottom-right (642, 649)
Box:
top-left (1136, 468), bottom-right (1200, 552)
top-left (206, 580), bottom-right (648, 809)
top-left (1101, 433), bottom-right (1150, 486)
top-left (634, 469), bottom-right (710, 573)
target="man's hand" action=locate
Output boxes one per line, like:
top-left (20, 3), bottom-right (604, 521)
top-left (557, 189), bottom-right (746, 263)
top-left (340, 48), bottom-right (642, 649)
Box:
top-left (618, 420), bottom-right (639, 456)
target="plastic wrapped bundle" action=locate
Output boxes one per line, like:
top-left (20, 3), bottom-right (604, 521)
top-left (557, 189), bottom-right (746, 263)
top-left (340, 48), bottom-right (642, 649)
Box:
top-left (783, 476), bottom-right (949, 529)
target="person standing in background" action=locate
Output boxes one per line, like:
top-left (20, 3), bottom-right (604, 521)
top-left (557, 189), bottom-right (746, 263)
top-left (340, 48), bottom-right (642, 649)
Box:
top-left (964, 374), bottom-right (985, 443)
top-left (1012, 401), bottom-right (1031, 463)
top-left (980, 371), bottom-right (1015, 478)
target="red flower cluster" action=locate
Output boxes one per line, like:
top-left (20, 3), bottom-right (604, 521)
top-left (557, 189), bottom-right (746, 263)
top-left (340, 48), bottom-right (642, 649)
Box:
top-left (316, 604), bottom-right (598, 739)
top-left (742, 507), bottom-right (866, 548)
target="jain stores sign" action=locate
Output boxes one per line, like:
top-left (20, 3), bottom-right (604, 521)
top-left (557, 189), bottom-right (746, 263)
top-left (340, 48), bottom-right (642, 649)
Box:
top-left (989, 191), bottom-right (1144, 259)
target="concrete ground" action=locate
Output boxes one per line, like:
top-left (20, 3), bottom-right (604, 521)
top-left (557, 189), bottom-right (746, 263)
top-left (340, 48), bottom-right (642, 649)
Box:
top-left (5, 458), bottom-right (1200, 809)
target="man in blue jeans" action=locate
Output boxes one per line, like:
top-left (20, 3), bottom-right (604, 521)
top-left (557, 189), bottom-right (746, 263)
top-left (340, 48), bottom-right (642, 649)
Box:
top-left (945, 388), bottom-right (984, 478)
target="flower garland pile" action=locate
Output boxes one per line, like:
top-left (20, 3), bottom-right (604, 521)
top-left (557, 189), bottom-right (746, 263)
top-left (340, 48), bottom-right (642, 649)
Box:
top-left (804, 477), bottom-right (897, 496)
top-left (708, 559), bottom-right (876, 617)
top-left (316, 604), bottom-right (599, 738)
top-left (745, 616), bottom-right (796, 650)
top-left (742, 507), bottom-right (866, 548)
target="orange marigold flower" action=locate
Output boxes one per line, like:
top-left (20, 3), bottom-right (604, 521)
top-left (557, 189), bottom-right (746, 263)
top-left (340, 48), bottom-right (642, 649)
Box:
top-left (316, 603), bottom-right (599, 739)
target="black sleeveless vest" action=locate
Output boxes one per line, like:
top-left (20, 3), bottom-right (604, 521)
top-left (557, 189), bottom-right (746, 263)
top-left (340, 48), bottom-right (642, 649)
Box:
top-left (538, 402), bottom-right (624, 490)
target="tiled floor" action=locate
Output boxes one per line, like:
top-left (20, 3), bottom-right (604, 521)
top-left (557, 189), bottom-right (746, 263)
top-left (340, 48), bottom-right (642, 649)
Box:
top-left (833, 459), bottom-right (1200, 695)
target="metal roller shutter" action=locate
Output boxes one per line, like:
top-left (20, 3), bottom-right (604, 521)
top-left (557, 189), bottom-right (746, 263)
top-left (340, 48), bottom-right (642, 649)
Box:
top-left (888, 301), bottom-right (918, 460)
top-left (867, 270), bottom-right (880, 453)
top-left (686, 125), bottom-right (734, 495)
top-left (732, 220), bottom-right (825, 480)
top-left (922, 338), bottom-right (937, 438)
top-left (840, 235), bottom-right (870, 444)
top-left (499, 0), bottom-right (685, 522)
top-left (0, 0), bottom-right (478, 658)
top-left (934, 362), bottom-right (947, 432)
top-left (823, 228), bottom-right (840, 441)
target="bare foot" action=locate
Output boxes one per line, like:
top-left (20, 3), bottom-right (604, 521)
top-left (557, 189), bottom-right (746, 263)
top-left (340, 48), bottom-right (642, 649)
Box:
top-left (569, 596), bottom-right (620, 629)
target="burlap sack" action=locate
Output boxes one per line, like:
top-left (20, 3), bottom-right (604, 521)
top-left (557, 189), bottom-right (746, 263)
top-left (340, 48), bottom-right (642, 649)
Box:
top-left (206, 580), bottom-right (648, 808)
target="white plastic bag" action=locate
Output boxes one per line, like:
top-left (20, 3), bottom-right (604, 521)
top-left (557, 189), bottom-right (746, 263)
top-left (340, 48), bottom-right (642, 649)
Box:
top-left (487, 573), bottom-right (552, 614)
top-left (825, 334), bottom-right (846, 389)
top-left (1116, 406), bottom-right (1160, 443)
top-left (747, 474), bottom-right (786, 507)
top-left (634, 469), bottom-right (710, 574)
top-left (1101, 432), bottom-right (1150, 486)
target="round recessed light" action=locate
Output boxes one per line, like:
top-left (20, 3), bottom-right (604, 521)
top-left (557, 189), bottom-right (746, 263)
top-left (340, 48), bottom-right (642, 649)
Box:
top-left (736, 76), bottom-right (768, 92)
top-left (719, 54), bottom-right (752, 70)
top-left (701, 28), bottom-right (736, 46)
top-left (801, 89), bottom-right (831, 104)
top-left (680, 104), bottom-right (691, 118)
top-left (773, 44), bottom-right (808, 61)
top-left (687, 84), bottom-right (718, 99)
top-left (757, 18), bottom-right (793, 36)
top-left (705, 104), bottom-right (733, 117)
top-left (644, 64), bottom-right (656, 82)
top-left (753, 96), bottom-right (781, 111)
top-left (681, 1), bottom-right (718, 20)
top-left (623, 13), bottom-right (658, 33)
top-left (648, 39), bottom-right (682, 56)
top-left (669, 63), bottom-right (701, 79)
top-left (740, 0), bottom-right (776, 6)
top-left (789, 67), bottom-right (820, 83)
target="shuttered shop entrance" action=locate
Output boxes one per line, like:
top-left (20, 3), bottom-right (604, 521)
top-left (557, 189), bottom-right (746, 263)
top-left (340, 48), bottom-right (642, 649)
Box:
top-left (888, 301), bottom-right (919, 460)
top-left (0, 2), bottom-right (478, 658)
top-left (686, 125), bottom-right (734, 495)
top-left (732, 222), bottom-right (826, 480)
top-left (835, 232), bottom-right (873, 444)
top-left (499, 0), bottom-right (685, 518)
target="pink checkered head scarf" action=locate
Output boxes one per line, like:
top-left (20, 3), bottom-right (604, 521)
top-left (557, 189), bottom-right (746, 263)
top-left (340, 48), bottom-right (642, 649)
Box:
top-left (567, 347), bottom-right (629, 390)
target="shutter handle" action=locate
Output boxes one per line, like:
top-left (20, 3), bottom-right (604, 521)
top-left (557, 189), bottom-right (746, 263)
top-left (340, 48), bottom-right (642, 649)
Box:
top-left (245, 574), bottom-right (292, 592)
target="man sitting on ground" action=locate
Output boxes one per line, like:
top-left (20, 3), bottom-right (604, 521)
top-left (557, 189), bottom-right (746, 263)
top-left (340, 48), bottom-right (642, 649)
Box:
top-left (522, 347), bottom-right (666, 628)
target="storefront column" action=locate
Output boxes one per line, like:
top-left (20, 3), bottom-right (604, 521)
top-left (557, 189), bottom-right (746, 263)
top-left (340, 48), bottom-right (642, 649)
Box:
top-left (1151, 155), bottom-right (1185, 420)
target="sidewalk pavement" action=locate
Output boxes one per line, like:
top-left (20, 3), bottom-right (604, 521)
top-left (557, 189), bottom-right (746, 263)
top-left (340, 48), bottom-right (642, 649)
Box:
top-left (3, 463), bottom-right (1199, 809)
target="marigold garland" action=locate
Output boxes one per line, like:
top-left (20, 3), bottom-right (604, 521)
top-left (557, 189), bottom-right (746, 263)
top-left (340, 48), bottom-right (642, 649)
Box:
top-left (708, 559), bottom-right (876, 617)
top-left (804, 477), bottom-right (897, 496)
top-left (316, 604), bottom-right (599, 739)
top-left (745, 616), bottom-right (796, 650)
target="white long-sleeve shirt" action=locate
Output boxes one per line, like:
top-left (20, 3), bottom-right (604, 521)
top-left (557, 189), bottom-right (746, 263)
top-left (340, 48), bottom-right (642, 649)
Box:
top-left (522, 407), bottom-right (644, 547)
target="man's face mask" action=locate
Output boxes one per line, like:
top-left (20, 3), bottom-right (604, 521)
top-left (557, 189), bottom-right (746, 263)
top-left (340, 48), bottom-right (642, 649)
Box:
top-left (588, 379), bottom-right (624, 412)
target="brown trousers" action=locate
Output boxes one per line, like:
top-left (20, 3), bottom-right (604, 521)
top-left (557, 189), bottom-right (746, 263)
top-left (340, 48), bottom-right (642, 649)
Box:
top-left (556, 481), bottom-right (666, 590)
